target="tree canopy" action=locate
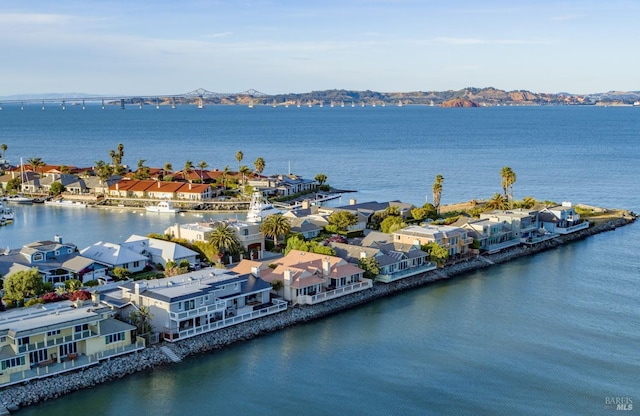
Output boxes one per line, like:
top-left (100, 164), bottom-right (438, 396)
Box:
top-left (327, 211), bottom-right (357, 232)
top-left (3, 268), bottom-right (44, 301)
top-left (261, 214), bottom-right (291, 249)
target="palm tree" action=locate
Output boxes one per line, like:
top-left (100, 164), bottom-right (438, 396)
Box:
top-left (221, 165), bottom-right (230, 189)
top-left (163, 162), bottom-right (173, 174)
top-left (235, 150), bottom-right (243, 175)
top-left (254, 157), bottom-right (265, 176)
top-left (197, 160), bottom-right (209, 182)
top-left (522, 195), bottom-right (536, 209)
top-left (27, 157), bottom-right (45, 176)
top-left (432, 174), bottom-right (444, 214)
top-left (315, 173), bottom-right (327, 186)
top-left (260, 214), bottom-right (291, 250)
top-left (94, 160), bottom-right (113, 184)
top-left (239, 165), bottom-right (252, 192)
top-left (129, 305), bottom-right (154, 340)
top-left (485, 193), bottom-right (509, 211)
top-left (208, 224), bottom-right (241, 263)
top-left (500, 166), bottom-right (516, 204)
top-left (183, 160), bottom-right (193, 182)
top-left (1, 143), bottom-right (7, 160)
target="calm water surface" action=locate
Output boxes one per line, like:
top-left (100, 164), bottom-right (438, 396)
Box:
top-left (1, 106), bottom-right (638, 415)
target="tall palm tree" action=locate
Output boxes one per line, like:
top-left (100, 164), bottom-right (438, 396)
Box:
top-left (239, 165), bottom-right (252, 192)
top-left (235, 151), bottom-right (244, 175)
top-left (432, 174), bottom-right (444, 214)
top-left (208, 224), bottom-right (241, 263)
top-left (254, 157), bottom-right (265, 176)
top-left (1, 143), bottom-right (7, 160)
top-left (221, 165), bottom-right (230, 189)
top-left (197, 160), bottom-right (209, 182)
top-left (163, 162), bottom-right (173, 180)
top-left (260, 214), bottom-right (291, 250)
top-left (183, 160), bottom-right (193, 182)
top-left (500, 166), bottom-right (516, 203)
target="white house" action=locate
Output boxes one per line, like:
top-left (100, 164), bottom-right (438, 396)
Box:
top-left (124, 235), bottom-right (199, 268)
top-left (80, 242), bottom-right (148, 273)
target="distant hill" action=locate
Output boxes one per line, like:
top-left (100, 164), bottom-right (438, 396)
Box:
top-left (3, 87), bottom-right (640, 107)
top-left (202, 87), bottom-right (640, 107)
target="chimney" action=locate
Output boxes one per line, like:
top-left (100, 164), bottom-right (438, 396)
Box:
top-left (134, 281), bottom-right (146, 297)
top-left (54, 234), bottom-right (62, 244)
top-left (349, 199), bottom-right (357, 205)
top-left (251, 266), bottom-right (260, 277)
top-left (115, 182), bottom-right (119, 191)
top-left (284, 269), bottom-right (293, 285)
top-left (189, 183), bottom-right (192, 190)
top-left (360, 251), bottom-right (367, 259)
top-left (158, 181), bottom-right (161, 188)
top-left (322, 257), bottom-right (331, 276)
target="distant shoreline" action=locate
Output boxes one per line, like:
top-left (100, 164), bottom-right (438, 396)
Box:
top-left (0, 213), bottom-right (635, 412)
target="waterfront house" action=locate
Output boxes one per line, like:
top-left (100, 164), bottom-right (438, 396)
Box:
top-left (329, 240), bottom-right (435, 283)
top-left (247, 174), bottom-right (317, 197)
top-left (175, 182), bottom-right (213, 201)
top-left (0, 238), bottom-right (108, 284)
top-left (165, 219), bottom-right (265, 260)
top-left (255, 250), bottom-right (371, 305)
top-left (80, 241), bottom-right (148, 274)
top-left (124, 235), bottom-right (199, 268)
top-left (0, 301), bottom-right (144, 388)
top-left (99, 268), bottom-right (287, 342)
top-left (317, 200), bottom-right (415, 231)
top-left (538, 202), bottom-right (589, 234)
top-left (392, 225), bottom-right (474, 259)
top-left (479, 208), bottom-right (541, 242)
top-left (459, 218), bottom-right (520, 254)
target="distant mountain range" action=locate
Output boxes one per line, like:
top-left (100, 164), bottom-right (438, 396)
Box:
top-left (3, 87), bottom-right (640, 106)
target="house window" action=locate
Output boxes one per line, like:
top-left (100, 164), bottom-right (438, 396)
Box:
top-left (1, 356), bottom-right (25, 371)
top-left (47, 330), bottom-right (61, 337)
top-left (33, 253), bottom-right (44, 262)
top-left (75, 324), bottom-right (88, 333)
top-left (184, 300), bottom-right (195, 311)
top-left (105, 332), bottom-right (125, 344)
top-left (55, 250), bottom-right (60, 256)
top-left (18, 337), bottom-right (30, 346)
top-left (133, 261), bottom-right (140, 268)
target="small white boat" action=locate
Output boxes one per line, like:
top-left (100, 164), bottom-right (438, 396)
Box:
top-left (6, 194), bottom-right (33, 204)
top-left (0, 202), bottom-right (14, 222)
top-left (44, 199), bottom-right (87, 208)
top-left (145, 201), bottom-right (182, 213)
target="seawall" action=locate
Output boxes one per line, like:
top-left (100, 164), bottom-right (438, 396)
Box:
top-left (0, 216), bottom-right (635, 412)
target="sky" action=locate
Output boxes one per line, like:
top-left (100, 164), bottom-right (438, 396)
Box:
top-left (1, 0), bottom-right (638, 96)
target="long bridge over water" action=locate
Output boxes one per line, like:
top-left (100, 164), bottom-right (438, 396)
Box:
top-left (0, 88), bottom-right (269, 110)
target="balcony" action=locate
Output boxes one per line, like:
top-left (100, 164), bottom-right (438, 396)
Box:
top-left (298, 280), bottom-right (373, 305)
top-left (1, 337), bottom-right (145, 388)
top-left (169, 300), bottom-right (226, 321)
top-left (376, 262), bottom-right (437, 283)
top-left (163, 299), bottom-right (288, 342)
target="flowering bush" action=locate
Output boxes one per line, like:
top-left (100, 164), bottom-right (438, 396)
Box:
top-left (42, 292), bottom-right (64, 303)
top-left (68, 290), bottom-right (92, 301)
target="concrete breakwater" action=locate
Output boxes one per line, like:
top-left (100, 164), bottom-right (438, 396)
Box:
top-left (0, 216), bottom-right (635, 412)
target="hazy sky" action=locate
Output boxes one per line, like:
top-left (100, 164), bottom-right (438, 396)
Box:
top-left (1, 0), bottom-right (638, 96)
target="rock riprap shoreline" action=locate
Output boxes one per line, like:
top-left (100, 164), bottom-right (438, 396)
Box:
top-left (0, 216), bottom-right (635, 412)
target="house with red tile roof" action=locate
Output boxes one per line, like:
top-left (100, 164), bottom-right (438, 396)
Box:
top-left (242, 250), bottom-right (372, 305)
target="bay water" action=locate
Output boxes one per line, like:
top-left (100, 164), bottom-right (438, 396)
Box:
top-left (1, 105), bottom-right (638, 415)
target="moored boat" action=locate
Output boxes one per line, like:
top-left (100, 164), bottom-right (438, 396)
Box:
top-left (44, 199), bottom-right (87, 208)
top-left (145, 201), bottom-right (182, 213)
top-left (246, 191), bottom-right (282, 223)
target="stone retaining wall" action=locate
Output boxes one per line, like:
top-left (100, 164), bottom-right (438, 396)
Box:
top-left (0, 216), bottom-right (635, 412)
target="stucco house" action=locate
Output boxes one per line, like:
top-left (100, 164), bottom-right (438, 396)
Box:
top-left (99, 268), bottom-right (287, 342)
top-left (0, 301), bottom-right (143, 387)
top-left (254, 250), bottom-right (371, 305)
